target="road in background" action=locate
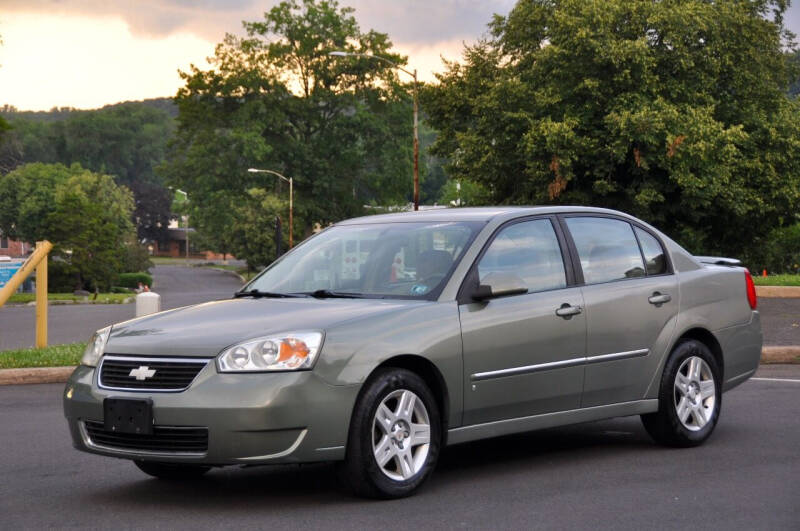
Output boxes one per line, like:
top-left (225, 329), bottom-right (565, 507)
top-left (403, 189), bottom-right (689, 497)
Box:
top-left (0, 266), bottom-right (243, 350)
top-left (1, 366), bottom-right (797, 529)
top-left (759, 298), bottom-right (800, 346)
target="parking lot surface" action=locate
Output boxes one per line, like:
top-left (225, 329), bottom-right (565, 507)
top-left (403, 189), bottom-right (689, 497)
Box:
top-left (1, 366), bottom-right (797, 530)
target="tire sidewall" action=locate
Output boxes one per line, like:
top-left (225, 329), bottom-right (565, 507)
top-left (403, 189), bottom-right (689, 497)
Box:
top-left (351, 368), bottom-right (441, 498)
top-left (660, 340), bottom-right (722, 444)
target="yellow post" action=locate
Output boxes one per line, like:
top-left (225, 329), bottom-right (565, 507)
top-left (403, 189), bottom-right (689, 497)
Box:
top-left (0, 240), bottom-right (52, 308)
top-left (35, 242), bottom-right (49, 348)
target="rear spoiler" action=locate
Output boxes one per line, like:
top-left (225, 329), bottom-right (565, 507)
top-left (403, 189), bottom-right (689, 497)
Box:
top-left (695, 256), bottom-right (742, 267)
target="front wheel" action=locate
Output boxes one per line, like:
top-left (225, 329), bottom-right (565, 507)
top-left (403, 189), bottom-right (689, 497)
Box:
top-left (134, 460), bottom-right (210, 480)
top-left (641, 339), bottom-right (722, 447)
top-left (337, 368), bottom-right (441, 499)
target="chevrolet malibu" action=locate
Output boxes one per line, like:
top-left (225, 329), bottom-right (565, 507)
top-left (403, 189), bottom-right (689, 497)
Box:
top-left (63, 207), bottom-right (762, 498)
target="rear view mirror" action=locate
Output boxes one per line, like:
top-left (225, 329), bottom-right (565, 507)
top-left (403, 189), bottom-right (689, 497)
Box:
top-left (472, 272), bottom-right (528, 301)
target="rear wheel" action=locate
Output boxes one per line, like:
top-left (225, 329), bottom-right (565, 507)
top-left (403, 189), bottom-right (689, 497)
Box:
top-left (641, 339), bottom-right (721, 447)
top-left (338, 368), bottom-right (441, 499)
top-left (134, 460), bottom-right (210, 480)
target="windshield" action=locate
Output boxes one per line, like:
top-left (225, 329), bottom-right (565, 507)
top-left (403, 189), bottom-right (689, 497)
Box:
top-left (243, 221), bottom-right (482, 299)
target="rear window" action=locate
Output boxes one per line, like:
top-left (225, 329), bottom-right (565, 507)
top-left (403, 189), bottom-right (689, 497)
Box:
top-left (634, 227), bottom-right (668, 275)
top-left (566, 217), bottom-right (645, 284)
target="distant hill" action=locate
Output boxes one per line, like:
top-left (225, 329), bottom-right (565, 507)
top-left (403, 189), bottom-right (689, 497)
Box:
top-left (0, 97), bottom-right (177, 121)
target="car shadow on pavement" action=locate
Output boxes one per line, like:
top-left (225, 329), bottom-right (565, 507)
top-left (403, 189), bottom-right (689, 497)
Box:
top-left (85, 416), bottom-right (658, 510)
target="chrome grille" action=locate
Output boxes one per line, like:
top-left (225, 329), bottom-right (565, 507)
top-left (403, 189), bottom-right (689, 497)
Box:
top-left (98, 355), bottom-right (210, 392)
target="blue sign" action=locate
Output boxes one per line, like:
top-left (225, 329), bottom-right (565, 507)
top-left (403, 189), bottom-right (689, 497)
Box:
top-left (0, 262), bottom-right (23, 288)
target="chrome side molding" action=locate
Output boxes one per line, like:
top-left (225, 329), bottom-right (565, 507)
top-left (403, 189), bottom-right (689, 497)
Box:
top-left (471, 349), bottom-right (649, 382)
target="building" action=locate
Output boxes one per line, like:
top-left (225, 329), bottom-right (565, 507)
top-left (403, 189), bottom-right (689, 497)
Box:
top-left (0, 233), bottom-right (32, 259)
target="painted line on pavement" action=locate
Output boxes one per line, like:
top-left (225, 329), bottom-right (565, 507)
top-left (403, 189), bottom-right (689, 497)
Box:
top-left (750, 377), bottom-right (800, 383)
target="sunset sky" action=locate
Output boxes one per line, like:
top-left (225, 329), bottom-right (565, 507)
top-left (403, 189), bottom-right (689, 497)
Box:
top-left (1, 0), bottom-right (799, 111)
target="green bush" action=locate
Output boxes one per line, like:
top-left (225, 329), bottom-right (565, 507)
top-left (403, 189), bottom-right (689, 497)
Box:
top-left (110, 286), bottom-right (134, 294)
top-left (116, 272), bottom-right (153, 289)
top-left (48, 259), bottom-right (81, 293)
top-left (748, 223), bottom-right (800, 274)
top-left (122, 241), bottom-right (153, 274)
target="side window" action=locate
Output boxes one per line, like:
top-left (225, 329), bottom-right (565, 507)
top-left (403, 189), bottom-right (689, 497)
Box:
top-left (478, 219), bottom-right (567, 293)
top-left (566, 217), bottom-right (645, 285)
top-left (634, 227), bottom-right (668, 275)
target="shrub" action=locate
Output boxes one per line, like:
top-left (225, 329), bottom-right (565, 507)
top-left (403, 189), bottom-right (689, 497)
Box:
top-left (116, 272), bottom-right (153, 289)
top-left (110, 286), bottom-right (134, 294)
top-left (48, 259), bottom-right (82, 293)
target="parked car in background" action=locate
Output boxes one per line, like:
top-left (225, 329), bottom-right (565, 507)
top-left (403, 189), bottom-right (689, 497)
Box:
top-left (63, 207), bottom-right (762, 498)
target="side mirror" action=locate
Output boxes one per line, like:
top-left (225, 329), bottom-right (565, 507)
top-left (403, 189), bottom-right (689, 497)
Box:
top-left (472, 272), bottom-right (528, 301)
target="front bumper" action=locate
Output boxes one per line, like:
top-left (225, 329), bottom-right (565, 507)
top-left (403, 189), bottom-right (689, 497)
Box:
top-left (63, 362), bottom-right (360, 465)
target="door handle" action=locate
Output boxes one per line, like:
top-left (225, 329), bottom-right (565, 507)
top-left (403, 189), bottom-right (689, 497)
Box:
top-left (555, 303), bottom-right (582, 319)
top-left (648, 292), bottom-right (672, 306)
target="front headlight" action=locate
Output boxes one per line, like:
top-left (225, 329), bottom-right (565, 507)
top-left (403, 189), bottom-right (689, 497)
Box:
top-left (81, 326), bottom-right (111, 367)
top-left (217, 331), bottom-right (324, 372)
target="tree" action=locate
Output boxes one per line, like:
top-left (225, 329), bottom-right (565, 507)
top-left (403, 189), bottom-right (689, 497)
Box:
top-left (162, 0), bottom-right (417, 264)
top-left (0, 163), bottom-right (135, 290)
top-left (1, 103), bottom-right (175, 242)
top-left (423, 0), bottom-right (800, 265)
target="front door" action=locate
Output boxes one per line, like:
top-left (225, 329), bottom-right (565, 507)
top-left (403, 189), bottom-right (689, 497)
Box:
top-left (459, 218), bottom-right (586, 425)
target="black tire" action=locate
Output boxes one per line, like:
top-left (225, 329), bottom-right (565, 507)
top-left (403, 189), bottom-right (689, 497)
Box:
top-left (641, 339), bottom-right (722, 447)
top-left (134, 460), bottom-right (211, 480)
top-left (337, 368), bottom-right (441, 499)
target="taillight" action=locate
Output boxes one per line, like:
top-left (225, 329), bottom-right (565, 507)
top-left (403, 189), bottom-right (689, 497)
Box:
top-left (744, 269), bottom-right (757, 310)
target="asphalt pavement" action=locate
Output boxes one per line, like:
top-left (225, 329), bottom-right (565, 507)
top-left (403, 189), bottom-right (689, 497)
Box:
top-left (758, 298), bottom-right (800, 346)
top-left (0, 266), bottom-right (244, 350)
top-left (1, 366), bottom-right (797, 529)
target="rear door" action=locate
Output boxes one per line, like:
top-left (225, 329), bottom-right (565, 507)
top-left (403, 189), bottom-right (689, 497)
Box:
top-left (458, 217), bottom-right (586, 425)
top-left (561, 215), bottom-right (678, 407)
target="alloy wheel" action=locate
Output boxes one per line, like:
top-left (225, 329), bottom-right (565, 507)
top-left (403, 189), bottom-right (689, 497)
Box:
top-left (673, 356), bottom-right (716, 431)
top-left (371, 389), bottom-right (431, 481)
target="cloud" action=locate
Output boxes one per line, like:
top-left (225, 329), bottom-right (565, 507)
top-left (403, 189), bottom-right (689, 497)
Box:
top-left (0, 0), bottom-right (516, 44)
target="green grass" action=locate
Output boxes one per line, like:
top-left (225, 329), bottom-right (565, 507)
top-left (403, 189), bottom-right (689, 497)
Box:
top-left (6, 292), bottom-right (132, 304)
top-left (0, 343), bottom-right (86, 369)
top-left (753, 274), bottom-right (800, 287)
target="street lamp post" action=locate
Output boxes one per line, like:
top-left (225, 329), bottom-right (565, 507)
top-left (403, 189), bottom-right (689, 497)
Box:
top-left (329, 51), bottom-right (419, 211)
top-left (176, 189), bottom-right (189, 263)
top-left (247, 168), bottom-right (294, 248)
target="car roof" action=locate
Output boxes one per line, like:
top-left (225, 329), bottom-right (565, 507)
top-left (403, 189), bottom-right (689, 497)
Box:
top-left (336, 206), bottom-right (634, 225)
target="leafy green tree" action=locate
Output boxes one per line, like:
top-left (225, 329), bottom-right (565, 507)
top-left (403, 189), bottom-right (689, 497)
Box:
top-left (0, 163), bottom-right (135, 290)
top-left (438, 179), bottom-right (491, 207)
top-left (423, 0), bottom-right (800, 263)
top-left (2, 103), bottom-right (175, 242)
top-left (163, 0), bottom-right (416, 264)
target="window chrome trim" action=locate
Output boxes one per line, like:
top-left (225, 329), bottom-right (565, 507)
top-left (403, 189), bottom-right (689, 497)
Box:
top-left (79, 420), bottom-right (208, 457)
top-left (471, 348), bottom-right (649, 381)
top-left (97, 355), bottom-right (212, 393)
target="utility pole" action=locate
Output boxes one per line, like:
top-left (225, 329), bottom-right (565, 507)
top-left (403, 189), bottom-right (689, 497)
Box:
top-left (329, 51), bottom-right (420, 211)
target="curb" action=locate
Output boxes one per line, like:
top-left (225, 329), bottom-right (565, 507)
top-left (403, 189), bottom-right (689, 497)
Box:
top-left (0, 366), bottom-right (76, 386)
top-left (208, 267), bottom-right (246, 284)
top-left (761, 346), bottom-right (800, 364)
top-left (1, 346), bottom-right (798, 386)
top-left (756, 286), bottom-right (800, 298)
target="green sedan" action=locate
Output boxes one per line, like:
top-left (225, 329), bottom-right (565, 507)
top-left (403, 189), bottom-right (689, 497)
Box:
top-left (63, 207), bottom-right (762, 498)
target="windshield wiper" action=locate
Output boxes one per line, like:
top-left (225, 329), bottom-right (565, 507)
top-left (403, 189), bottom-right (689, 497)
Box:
top-left (307, 289), bottom-right (365, 299)
top-left (234, 289), bottom-right (306, 299)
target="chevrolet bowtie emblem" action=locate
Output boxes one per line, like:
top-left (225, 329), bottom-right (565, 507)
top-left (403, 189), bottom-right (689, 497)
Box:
top-left (129, 366), bottom-right (156, 381)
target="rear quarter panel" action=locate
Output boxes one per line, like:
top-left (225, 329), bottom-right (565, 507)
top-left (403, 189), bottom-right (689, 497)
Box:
top-left (645, 262), bottom-right (761, 396)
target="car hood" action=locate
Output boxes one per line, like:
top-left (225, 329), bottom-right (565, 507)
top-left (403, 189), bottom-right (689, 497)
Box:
top-left (106, 297), bottom-right (425, 357)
